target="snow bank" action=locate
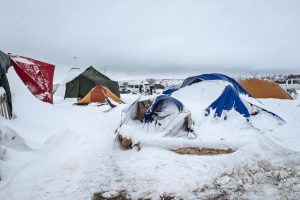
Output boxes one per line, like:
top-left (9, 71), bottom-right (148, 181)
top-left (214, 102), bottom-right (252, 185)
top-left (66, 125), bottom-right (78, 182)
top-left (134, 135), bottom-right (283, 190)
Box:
top-left (1, 73), bottom-right (300, 199)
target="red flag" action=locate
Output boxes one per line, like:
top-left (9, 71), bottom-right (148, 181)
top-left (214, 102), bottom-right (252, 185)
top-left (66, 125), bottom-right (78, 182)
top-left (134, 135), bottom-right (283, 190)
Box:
top-left (10, 55), bottom-right (55, 104)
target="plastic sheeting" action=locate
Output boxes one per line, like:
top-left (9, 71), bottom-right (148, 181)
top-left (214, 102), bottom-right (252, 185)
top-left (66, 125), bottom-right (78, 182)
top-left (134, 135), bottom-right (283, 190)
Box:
top-left (205, 85), bottom-right (250, 119)
top-left (144, 95), bottom-right (184, 123)
top-left (181, 73), bottom-right (249, 95)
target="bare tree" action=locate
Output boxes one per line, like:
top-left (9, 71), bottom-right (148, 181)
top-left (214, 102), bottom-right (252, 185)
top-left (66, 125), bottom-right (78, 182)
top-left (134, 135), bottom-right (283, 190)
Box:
top-left (250, 71), bottom-right (259, 79)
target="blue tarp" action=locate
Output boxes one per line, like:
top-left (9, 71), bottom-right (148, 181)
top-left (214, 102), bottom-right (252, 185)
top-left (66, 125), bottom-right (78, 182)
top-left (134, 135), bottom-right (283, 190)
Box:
top-left (162, 88), bottom-right (178, 95)
top-left (181, 73), bottom-right (250, 95)
top-left (205, 85), bottom-right (250, 119)
top-left (144, 95), bottom-right (184, 123)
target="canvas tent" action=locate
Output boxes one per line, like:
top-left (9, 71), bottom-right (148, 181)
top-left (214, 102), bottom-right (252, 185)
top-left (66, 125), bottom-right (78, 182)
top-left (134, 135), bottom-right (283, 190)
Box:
top-left (239, 78), bottom-right (293, 100)
top-left (10, 55), bottom-right (55, 104)
top-left (78, 85), bottom-right (123, 104)
top-left (65, 66), bottom-right (120, 99)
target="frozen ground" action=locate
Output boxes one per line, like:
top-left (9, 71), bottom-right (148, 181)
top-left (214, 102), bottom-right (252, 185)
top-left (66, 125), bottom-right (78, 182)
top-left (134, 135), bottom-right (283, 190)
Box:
top-left (0, 69), bottom-right (300, 200)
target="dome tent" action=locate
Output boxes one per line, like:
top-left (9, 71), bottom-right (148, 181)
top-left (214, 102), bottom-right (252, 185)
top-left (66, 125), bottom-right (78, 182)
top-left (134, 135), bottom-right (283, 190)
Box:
top-left (77, 85), bottom-right (123, 105)
top-left (181, 73), bottom-right (249, 95)
top-left (116, 73), bottom-right (285, 150)
top-left (144, 95), bottom-right (184, 123)
top-left (173, 73), bottom-right (284, 122)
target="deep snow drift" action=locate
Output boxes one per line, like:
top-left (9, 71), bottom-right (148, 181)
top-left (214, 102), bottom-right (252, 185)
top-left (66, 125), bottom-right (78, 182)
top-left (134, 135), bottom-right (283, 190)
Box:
top-left (0, 69), bottom-right (300, 199)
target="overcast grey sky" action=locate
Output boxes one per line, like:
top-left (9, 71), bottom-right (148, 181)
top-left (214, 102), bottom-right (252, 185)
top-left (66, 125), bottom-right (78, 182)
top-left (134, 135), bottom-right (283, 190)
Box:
top-left (1, 0), bottom-right (300, 81)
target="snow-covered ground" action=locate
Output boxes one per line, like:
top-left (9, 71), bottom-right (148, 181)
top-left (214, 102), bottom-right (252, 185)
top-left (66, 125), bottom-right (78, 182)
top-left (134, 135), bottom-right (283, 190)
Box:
top-left (0, 69), bottom-right (300, 199)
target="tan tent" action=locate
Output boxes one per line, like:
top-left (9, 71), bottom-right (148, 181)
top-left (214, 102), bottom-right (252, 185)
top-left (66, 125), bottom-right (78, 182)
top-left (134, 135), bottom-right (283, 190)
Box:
top-left (239, 79), bottom-right (293, 100)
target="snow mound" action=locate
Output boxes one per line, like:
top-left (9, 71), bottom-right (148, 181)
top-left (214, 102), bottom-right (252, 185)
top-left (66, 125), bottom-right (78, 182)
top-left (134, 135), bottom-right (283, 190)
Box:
top-left (54, 69), bottom-right (83, 97)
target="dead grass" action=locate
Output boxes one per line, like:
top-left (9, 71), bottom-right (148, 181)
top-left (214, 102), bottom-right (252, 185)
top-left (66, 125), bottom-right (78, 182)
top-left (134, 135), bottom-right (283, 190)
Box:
top-left (172, 147), bottom-right (235, 155)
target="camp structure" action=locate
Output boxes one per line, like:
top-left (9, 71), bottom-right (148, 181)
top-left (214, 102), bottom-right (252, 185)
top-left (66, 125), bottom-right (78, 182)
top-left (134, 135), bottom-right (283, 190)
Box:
top-left (77, 85), bottom-right (123, 105)
top-left (117, 73), bottom-right (285, 150)
top-left (10, 55), bottom-right (55, 104)
top-left (180, 73), bottom-right (249, 94)
top-left (65, 66), bottom-right (120, 99)
top-left (205, 85), bottom-right (250, 119)
top-left (239, 78), bottom-right (293, 100)
top-left (143, 95), bottom-right (194, 138)
top-left (117, 95), bottom-right (194, 148)
top-left (175, 74), bottom-right (284, 122)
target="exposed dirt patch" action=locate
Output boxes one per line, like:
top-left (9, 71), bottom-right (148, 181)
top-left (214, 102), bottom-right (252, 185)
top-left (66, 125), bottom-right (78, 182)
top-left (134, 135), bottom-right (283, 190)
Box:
top-left (93, 191), bottom-right (180, 200)
top-left (172, 147), bottom-right (235, 155)
top-left (93, 190), bottom-right (130, 200)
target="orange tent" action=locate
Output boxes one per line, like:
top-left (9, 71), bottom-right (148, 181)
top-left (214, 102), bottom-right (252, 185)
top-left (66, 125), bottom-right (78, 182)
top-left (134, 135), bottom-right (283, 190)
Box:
top-left (78, 85), bottom-right (123, 104)
top-left (239, 79), bottom-right (293, 100)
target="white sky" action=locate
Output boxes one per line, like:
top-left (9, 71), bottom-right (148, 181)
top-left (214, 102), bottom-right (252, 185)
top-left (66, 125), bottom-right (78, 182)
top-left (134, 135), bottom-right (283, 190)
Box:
top-left (1, 0), bottom-right (299, 82)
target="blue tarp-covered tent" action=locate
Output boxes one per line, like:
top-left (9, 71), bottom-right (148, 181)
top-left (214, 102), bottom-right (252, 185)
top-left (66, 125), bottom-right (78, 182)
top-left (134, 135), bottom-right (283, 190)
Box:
top-left (144, 95), bottom-right (184, 123)
top-left (181, 73), bottom-right (250, 95)
top-left (162, 88), bottom-right (178, 96)
top-left (205, 85), bottom-right (250, 119)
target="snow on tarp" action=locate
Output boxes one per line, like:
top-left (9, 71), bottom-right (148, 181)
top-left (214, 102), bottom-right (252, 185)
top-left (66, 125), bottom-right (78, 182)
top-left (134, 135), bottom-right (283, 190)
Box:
top-left (181, 73), bottom-right (250, 95)
top-left (172, 80), bottom-right (283, 131)
top-left (10, 55), bottom-right (55, 104)
top-left (205, 85), bottom-right (250, 119)
top-left (162, 88), bottom-right (178, 95)
top-left (144, 95), bottom-right (184, 123)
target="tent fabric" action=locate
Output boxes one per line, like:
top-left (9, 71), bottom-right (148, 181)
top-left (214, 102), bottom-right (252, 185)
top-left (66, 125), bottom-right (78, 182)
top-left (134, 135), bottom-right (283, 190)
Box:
top-left (205, 85), bottom-right (250, 119)
top-left (0, 50), bottom-right (12, 116)
top-left (162, 88), bottom-right (178, 95)
top-left (78, 85), bottom-right (123, 104)
top-left (10, 55), bottom-right (55, 104)
top-left (135, 100), bottom-right (152, 122)
top-left (181, 73), bottom-right (250, 95)
top-left (239, 78), bottom-right (293, 100)
top-left (0, 50), bottom-right (11, 75)
top-left (65, 66), bottom-right (120, 99)
top-left (144, 95), bottom-right (184, 123)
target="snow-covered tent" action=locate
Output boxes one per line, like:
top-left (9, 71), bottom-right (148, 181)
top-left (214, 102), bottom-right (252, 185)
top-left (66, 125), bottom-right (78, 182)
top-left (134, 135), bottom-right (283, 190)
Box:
top-left (205, 85), bottom-right (250, 119)
top-left (162, 88), bottom-right (178, 96)
top-left (117, 73), bottom-right (284, 149)
top-left (117, 95), bottom-right (194, 143)
top-left (181, 73), bottom-right (249, 95)
top-left (144, 95), bottom-right (184, 123)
